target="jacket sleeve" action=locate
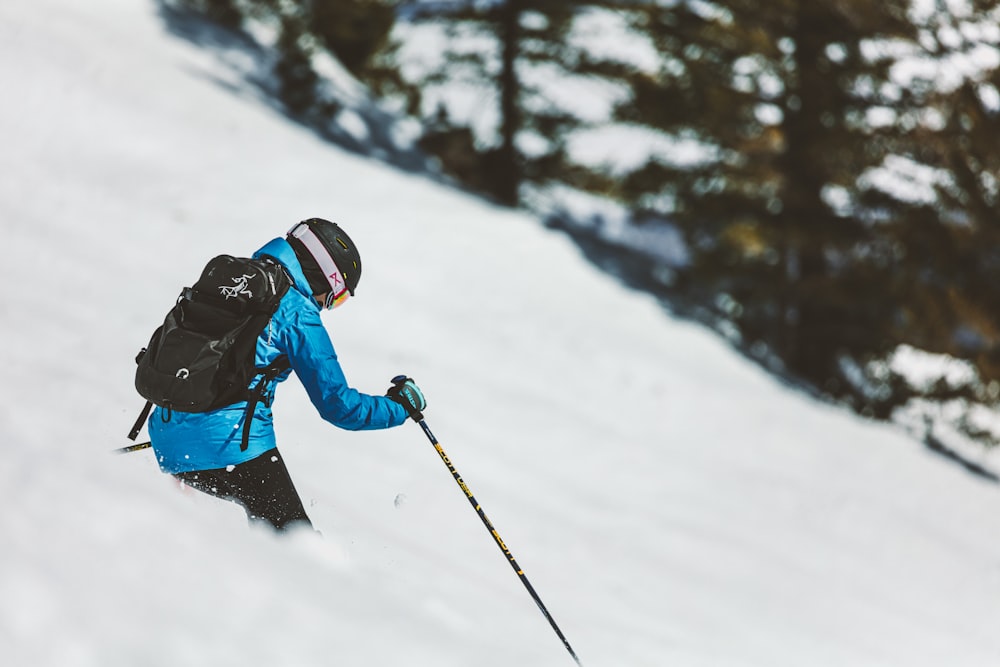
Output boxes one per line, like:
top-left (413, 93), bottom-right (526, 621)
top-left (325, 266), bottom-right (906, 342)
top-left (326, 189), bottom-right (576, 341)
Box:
top-left (279, 303), bottom-right (409, 430)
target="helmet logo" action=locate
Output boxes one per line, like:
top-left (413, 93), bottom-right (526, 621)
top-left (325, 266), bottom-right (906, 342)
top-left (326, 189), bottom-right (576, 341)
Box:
top-left (220, 273), bottom-right (255, 300)
top-left (328, 270), bottom-right (346, 292)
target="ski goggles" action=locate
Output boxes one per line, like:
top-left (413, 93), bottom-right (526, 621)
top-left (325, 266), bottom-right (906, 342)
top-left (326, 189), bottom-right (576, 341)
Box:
top-left (288, 222), bottom-right (351, 310)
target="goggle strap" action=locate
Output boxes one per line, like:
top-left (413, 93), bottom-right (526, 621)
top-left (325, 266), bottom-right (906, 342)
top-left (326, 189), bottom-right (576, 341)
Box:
top-left (289, 222), bottom-right (347, 298)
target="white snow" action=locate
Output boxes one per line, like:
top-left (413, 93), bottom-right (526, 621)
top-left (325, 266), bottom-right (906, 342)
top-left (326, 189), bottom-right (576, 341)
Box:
top-left (889, 345), bottom-right (979, 391)
top-left (1, 2), bottom-right (1000, 666)
top-left (565, 124), bottom-right (719, 177)
top-left (859, 154), bottom-right (957, 206)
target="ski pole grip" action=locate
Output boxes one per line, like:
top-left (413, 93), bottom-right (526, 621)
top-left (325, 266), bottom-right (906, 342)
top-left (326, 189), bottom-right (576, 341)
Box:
top-left (388, 374), bottom-right (425, 422)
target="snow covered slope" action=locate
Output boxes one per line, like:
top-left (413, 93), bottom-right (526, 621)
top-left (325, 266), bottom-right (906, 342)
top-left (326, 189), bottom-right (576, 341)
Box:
top-left (1, 2), bottom-right (998, 666)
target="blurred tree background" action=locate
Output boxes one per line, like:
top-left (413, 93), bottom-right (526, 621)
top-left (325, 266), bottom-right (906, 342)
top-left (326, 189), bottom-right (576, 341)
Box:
top-left (170, 0), bottom-right (1000, 448)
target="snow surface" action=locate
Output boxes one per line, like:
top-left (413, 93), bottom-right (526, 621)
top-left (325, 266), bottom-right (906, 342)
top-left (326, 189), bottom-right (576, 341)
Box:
top-left (2, 2), bottom-right (1000, 666)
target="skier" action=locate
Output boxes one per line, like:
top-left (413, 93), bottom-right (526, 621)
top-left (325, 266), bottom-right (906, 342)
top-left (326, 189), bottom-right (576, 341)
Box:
top-left (147, 218), bottom-right (426, 532)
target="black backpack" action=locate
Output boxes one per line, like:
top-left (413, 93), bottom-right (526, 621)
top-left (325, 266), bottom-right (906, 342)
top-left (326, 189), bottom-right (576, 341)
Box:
top-left (128, 255), bottom-right (292, 451)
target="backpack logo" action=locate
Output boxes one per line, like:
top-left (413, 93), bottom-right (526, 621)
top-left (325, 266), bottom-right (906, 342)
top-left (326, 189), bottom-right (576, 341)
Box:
top-left (219, 273), bottom-right (255, 300)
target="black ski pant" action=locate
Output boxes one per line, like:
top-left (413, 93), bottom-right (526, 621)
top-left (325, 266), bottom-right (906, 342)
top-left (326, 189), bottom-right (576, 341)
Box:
top-left (173, 448), bottom-right (313, 532)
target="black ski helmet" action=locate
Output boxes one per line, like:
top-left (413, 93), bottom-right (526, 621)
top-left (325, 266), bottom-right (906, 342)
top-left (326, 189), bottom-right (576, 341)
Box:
top-left (287, 218), bottom-right (362, 296)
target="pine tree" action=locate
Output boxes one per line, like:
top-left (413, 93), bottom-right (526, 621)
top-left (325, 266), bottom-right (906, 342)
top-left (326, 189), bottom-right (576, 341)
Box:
top-left (274, 14), bottom-right (319, 115)
top-left (307, 0), bottom-right (398, 78)
top-left (610, 0), bottom-right (1000, 425)
top-left (393, 1), bottom-right (645, 206)
top-left (856, 0), bottom-right (1000, 410)
top-left (615, 0), bottom-right (931, 406)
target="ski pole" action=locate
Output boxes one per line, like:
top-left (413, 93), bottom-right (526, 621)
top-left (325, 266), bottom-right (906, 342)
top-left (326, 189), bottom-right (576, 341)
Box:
top-left (113, 441), bottom-right (152, 454)
top-left (413, 415), bottom-right (583, 666)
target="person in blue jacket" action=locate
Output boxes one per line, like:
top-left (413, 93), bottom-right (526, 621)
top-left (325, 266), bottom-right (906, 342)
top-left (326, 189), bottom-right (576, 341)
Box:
top-left (149, 218), bottom-right (426, 532)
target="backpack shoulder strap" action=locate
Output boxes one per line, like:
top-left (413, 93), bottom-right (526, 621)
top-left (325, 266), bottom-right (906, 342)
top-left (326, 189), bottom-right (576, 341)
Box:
top-left (238, 355), bottom-right (291, 451)
top-left (127, 401), bottom-right (154, 441)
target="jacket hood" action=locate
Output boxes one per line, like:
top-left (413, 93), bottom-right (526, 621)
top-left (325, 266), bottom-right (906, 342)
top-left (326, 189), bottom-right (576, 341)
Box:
top-left (254, 237), bottom-right (318, 308)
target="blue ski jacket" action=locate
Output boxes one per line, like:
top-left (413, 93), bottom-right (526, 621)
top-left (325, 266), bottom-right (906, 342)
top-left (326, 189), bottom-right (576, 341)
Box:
top-left (149, 237), bottom-right (408, 474)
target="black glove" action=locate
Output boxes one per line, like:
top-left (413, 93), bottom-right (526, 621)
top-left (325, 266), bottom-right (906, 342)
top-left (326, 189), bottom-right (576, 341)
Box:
top-left (387, 375), bottom-right (427, 421)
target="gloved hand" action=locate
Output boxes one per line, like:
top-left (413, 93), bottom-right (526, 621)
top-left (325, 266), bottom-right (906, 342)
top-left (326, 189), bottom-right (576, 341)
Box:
top-left (387, 375), bottom-right (427, 422)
